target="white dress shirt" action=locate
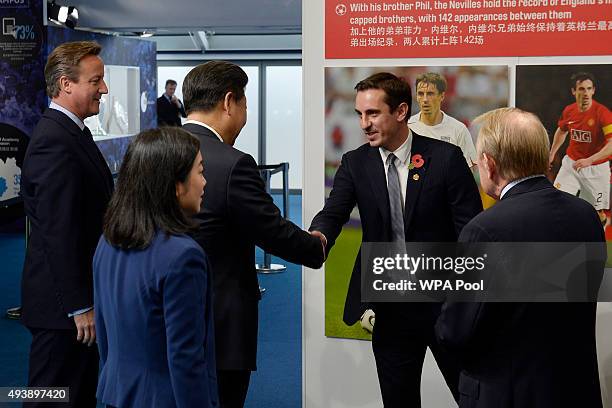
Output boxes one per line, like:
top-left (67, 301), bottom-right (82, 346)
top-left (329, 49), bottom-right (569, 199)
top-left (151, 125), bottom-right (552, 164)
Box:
top-left (49, 101), bottom-right (84, 131)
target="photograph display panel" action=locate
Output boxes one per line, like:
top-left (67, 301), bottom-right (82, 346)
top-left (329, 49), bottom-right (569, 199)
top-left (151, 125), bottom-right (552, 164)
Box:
top-left (517, 64), bottom-right (612, 237)
top-left (324, 65), bottom-right (509, 339)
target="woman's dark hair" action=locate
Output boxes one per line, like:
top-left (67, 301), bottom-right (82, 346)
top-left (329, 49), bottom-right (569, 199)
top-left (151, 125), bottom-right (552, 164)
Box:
top-left (103, 127), bottom-right (200, 249)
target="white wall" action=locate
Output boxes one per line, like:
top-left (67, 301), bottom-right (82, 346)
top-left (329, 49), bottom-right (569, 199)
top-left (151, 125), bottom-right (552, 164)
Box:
top-left (302, 0), bottom-right (612, 406)
top-left (598, 302), bottom-right (612, 404)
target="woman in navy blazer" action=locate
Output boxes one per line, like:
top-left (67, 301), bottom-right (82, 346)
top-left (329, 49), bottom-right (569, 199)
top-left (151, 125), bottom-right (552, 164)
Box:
top-left (93, 127), bottom-right (217, 408)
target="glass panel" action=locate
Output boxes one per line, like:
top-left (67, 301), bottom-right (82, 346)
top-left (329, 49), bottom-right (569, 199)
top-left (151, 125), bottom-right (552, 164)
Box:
top-left (265, 66), bottom-right (302, 189)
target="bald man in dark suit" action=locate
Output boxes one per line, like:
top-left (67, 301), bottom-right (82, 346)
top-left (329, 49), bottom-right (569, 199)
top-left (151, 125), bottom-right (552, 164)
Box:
top-left (436, 108), bottom-right (604, 408)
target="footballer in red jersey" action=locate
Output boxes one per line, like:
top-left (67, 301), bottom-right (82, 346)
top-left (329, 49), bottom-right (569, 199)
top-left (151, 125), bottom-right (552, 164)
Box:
top-left (549, 72), bottom-right (612, 218)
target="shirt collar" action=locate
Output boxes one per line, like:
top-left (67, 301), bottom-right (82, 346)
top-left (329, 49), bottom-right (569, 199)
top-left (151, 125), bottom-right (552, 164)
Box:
top-left (49, 101), bottom-right (85, 131)
top-left (184, 119), bottom-right (224, 143)
top-left (500, 174), bottom-right (546, 199)
top-left (379, 129), bottom-right (412, 166)
top-left (418, 110), bottom-right (446, 125)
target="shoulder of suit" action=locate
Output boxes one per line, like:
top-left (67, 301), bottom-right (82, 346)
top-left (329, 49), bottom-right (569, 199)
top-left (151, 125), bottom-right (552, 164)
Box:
top-left (412, 131), bottom-right (440, 145)
top-left (185, 128), bottom-right (252, 167)
top-left (344, 137), bottom-right (458, 159)
top-left (341, 143), bottom-right (373, 161)
top-left (466, 186), bottom-right (601, 240)
top-left (32, 111), bottom-right (78, 142)
top-left (42, 108), bottom-right (79, 127)
top-left (543, 189), bottom-right (604, 237)
top-left (165, 233), bottom-right (202, 251)
top-left (354, 142), bottom-right (372, 153)
top-left (555, 187), bottom-right (602, 215)
top-left (200, 134), bottom-right (248, 161)
top-left (155, 233), bottom-right (205, 261)
top-left (146, 233), bottom-right (207, 279)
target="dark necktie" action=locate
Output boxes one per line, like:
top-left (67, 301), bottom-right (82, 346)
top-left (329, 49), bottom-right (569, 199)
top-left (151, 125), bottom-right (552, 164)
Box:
top-left (387, 153), bottom-right (405, 242)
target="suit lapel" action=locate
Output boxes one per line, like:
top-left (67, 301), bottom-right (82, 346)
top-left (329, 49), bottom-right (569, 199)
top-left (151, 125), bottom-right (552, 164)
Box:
top-left (366, 147), bottom-right (390, 237)
top-left (45, 109), bottom-right (113, 198)
top-left (404, 135), bottom-right (430, 230)
top-left (78, 129), bottom-right (113, 197)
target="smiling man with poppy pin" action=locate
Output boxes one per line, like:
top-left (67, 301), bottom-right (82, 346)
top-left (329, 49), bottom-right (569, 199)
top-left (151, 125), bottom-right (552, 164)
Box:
top-left (310, 72), bottom-right (482, 407)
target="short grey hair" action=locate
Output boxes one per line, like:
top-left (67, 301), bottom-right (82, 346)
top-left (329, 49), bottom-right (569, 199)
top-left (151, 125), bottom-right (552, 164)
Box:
top-left (475, 107), bottom-right (550, 180)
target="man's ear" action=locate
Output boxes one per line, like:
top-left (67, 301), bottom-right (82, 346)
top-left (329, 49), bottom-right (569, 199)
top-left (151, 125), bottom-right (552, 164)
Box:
top-left (59, 76), bottom-right (72, 94)
top-left (482, 152), bottom-right (496, 180)
top-left (395, 102), bottom-right (409, 122)
top-left (440, 91), bottom-right (446, 103)
top-left (223, 91), bottom-right (234, 115)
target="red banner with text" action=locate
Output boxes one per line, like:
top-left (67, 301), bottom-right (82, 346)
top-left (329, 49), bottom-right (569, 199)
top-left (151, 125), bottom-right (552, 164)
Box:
top-left (325, 0), bottom-right (612, 58)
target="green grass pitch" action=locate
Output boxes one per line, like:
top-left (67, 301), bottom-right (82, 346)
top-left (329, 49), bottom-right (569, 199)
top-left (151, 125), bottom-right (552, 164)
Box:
top-left (324, 226), bottom-right (372, 341)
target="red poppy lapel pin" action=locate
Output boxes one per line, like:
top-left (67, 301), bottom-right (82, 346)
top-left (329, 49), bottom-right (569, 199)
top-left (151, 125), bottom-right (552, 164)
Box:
top-left (408, 154), bottom-right (425, 170)
top-left (409, 154), bottom-right (424, 181)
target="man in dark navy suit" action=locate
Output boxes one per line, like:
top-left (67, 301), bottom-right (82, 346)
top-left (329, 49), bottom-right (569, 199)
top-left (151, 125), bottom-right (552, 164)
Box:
top-left (182, 61), bottom-right (325, 408)
top-left (309, 72), bottom-right (482, 407)
top-left (435, 108), bottom-right (604, 408)
top-left (20, 41), bottom-right (113, 408)
top-left (157, 79), bottom-right (186, 126)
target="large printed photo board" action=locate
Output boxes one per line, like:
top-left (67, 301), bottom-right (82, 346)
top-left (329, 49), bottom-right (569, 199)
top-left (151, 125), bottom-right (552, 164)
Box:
top-left (324, 65), bottom-right (509, 339)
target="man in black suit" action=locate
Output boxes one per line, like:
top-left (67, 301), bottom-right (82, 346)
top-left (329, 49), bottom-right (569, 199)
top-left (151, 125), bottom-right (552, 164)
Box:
top-left (435, 108), bottom-right (604, 408)
top-left (20, 41), bottom-right (114, 407)
top-left (157, 79), bottom-right (186, 126)
top-left (181, 61), bottom-right (325, 408)
top-left (309, 72), bottom-right (482, 407)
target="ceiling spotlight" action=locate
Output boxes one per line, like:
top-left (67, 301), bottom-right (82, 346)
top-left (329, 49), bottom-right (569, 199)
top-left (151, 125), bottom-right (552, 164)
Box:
top-left (65, 7), bottom-right (78, 28)
top-left (47, 1), bottom-right (79, 29)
